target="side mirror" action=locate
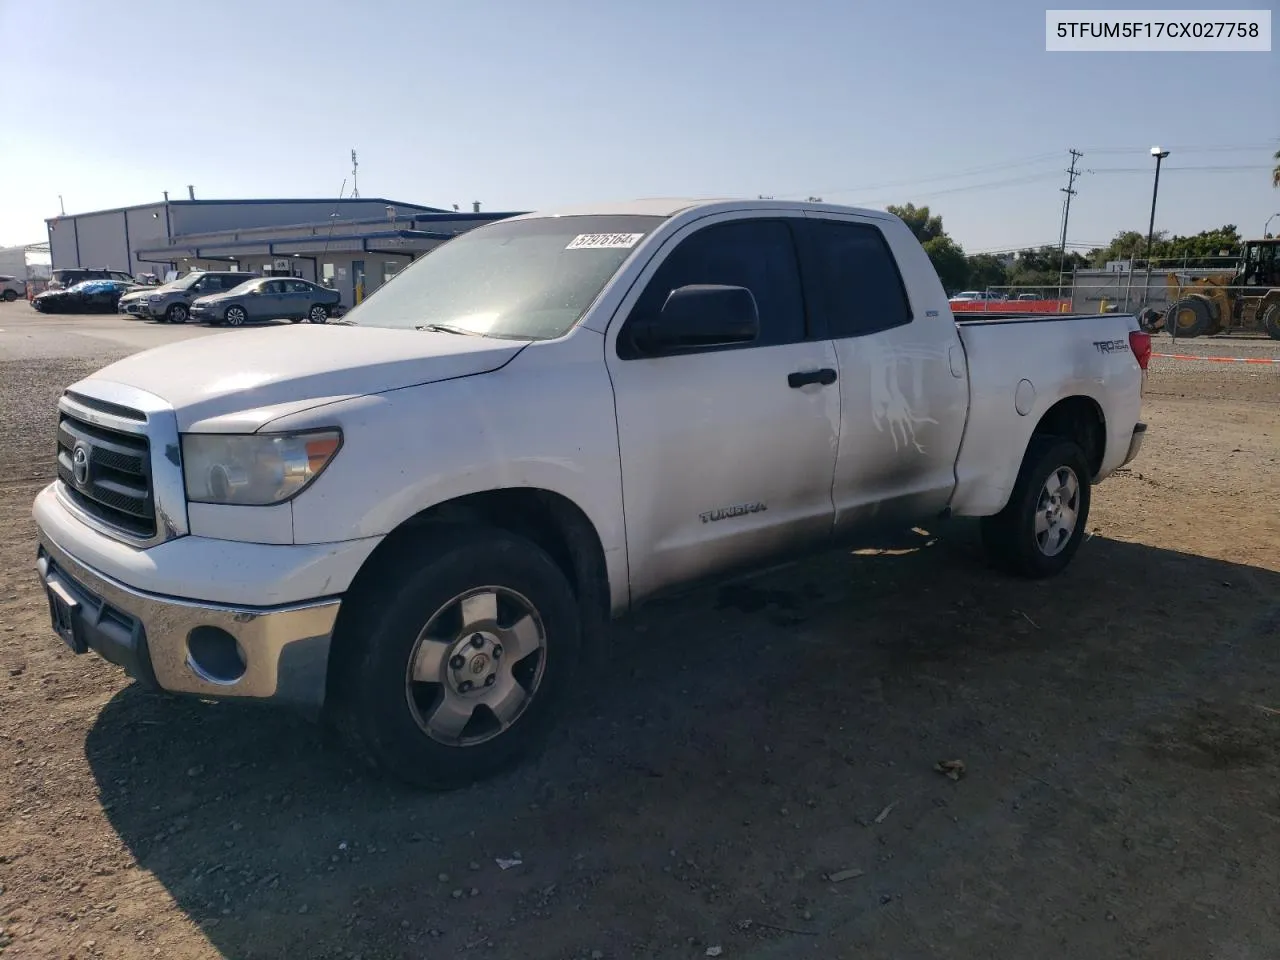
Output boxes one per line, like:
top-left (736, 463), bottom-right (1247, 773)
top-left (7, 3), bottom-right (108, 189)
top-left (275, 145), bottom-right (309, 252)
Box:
top-left (248, 289), bottom-right (261, 296)
top-left (630, 284), bottom-right (759, 356)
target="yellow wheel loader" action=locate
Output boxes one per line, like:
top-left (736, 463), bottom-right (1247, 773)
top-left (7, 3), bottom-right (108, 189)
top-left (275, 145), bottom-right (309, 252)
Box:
top-left (1158, 239), bottom-right (1280, 340)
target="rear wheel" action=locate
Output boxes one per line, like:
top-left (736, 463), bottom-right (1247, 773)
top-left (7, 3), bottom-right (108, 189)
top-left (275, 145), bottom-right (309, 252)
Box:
top-left (1165, 297), bottom-right (1210, 338)
top-left (327, 527), bottom-right (580, 790)
top-left (1262, 301), bottom-right (1280, 342)
top-left (165, 303), bottom-right (188, 325)
top-left (224, 305), bottom-right (248, 327)
top-left (981, 436), bottom-right (1092, 579)
top-left (307, 304), bottom-right (329, 324)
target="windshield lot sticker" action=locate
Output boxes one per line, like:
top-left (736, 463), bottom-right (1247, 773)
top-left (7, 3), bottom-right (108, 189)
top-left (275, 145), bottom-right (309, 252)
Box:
top-left (566, 233), bottom-right (644, 250)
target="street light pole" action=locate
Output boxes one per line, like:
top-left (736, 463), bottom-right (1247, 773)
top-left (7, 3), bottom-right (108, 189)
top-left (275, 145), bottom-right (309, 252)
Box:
top-left (1142, 146), bottom-right (1170, 319)
top-left (1265, 212), bottom-right (1280, 238)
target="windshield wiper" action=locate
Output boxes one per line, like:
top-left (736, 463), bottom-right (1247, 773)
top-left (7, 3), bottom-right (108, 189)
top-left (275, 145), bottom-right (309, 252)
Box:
top-left (416, 323), bottom-right (481, 336)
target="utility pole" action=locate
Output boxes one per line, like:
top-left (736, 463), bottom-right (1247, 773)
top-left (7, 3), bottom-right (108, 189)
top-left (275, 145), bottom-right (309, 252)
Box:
top-left (1057, 148), bottom-right (1083, 301)
top-left (350, 150), bottom-right (359, 198)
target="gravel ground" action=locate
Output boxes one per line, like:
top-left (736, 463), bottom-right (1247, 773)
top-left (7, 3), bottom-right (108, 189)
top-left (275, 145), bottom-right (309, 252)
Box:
top-left (0, 311), bottom-right (1278, 960)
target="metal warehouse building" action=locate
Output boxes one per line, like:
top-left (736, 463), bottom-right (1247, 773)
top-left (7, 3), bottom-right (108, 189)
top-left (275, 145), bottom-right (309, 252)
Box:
top-left (46, 197), bottom-right (524, 308)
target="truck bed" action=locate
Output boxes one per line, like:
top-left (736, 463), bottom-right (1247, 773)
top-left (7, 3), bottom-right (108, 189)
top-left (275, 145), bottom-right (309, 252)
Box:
top-left (955, 312), bottom-right (1128, 326)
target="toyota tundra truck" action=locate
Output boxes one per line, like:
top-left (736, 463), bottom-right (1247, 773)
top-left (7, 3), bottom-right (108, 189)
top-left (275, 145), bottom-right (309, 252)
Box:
top-left (31, 199), bottom-right (1149, 789)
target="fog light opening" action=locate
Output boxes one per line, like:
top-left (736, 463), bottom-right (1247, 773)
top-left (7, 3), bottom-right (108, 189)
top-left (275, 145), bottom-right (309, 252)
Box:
top-left (187, 626), bottom-right (247, 685)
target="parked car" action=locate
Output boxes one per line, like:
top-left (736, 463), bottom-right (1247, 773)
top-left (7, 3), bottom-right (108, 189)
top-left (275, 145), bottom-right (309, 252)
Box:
top-left (0, 275), bottom-right (24, 302)
top-left (31, 279), bottom-right (139, 313)
top-left (190, 276), bottom-right (342, 326)
top-left (117, 270), bottom-right (260, 324)
top-left (47, 268), bottom-right (135, 292)
top-left (31, 198), bottom-right (1150, 790)
top-left (950, 290), bottom-right (1007, 302)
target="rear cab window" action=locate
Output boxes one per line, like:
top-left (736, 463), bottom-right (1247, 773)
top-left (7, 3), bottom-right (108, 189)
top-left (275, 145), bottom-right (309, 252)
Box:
top-left (801, 218), bottom-right (913, 339)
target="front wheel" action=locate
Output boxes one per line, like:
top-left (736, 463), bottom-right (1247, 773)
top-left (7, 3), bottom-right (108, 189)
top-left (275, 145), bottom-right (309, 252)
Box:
top-left (1262, 302), bottom-right (1280, 342)
top-left (1165, 297), bottom-right (1210, 338)
top-left (307, 304), bottom-right (328, 324)
top-left (224, 305), bottom-right (248, 327)
top-left (165, 303), bottom-right (188, 325)
top-left (327, 527), bottom-right (581, 790)
top-left (981, 436), bottom-right (1092, 579)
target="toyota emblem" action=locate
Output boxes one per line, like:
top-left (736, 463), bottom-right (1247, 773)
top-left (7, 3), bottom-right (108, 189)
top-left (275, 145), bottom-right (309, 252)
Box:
top-left (71, 444), bottom-right (90, 487)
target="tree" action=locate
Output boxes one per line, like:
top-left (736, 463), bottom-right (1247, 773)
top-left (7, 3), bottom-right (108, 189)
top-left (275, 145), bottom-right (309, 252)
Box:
top-left (966, 253), bottom-right (1009, 290)
top-left (885, 203), bottom-right (945, 245)
top-left (922, 236), bottom-right (969, 292)
top-left (1273, 147), bottom-right (1279, 188)
top-left (1090, 231), bottom-right (1156, 267)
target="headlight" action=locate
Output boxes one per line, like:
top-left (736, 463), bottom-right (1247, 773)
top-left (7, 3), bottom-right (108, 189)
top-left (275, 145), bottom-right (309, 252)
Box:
top-left (181, 430), bottom-right (342, 505)
top-left (148, 294), bottom-right (163, 301)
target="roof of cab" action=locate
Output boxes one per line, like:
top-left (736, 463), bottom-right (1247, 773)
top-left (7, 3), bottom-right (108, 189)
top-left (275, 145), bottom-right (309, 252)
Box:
top-left (510, 197), bottom-right (897, 222)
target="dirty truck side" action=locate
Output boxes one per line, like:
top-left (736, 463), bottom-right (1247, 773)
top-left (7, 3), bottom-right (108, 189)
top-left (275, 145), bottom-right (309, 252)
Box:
top-left (31, 199), bottom-right (1149, 789)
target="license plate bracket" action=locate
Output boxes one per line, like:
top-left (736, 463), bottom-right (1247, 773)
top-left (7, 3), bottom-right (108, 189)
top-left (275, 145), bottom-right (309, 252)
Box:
top-left (46, 577), bottom-right (87, 654)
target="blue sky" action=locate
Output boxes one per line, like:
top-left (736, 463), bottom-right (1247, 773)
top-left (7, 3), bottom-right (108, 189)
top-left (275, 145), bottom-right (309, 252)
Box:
top-left (0, 0), bottom-right (1275, 252)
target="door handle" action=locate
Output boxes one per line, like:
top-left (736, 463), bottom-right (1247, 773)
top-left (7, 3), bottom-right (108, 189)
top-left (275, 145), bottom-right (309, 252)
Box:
top-left (788, 368), bottom-right (838, 388)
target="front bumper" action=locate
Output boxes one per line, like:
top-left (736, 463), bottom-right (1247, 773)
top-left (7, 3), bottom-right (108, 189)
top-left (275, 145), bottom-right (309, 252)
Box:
top-left (1121, 422), bottom-right (1147, 467)
top-left (120, 299), bottom-right (162, 318)
top-left (35, 530), bottom-right (341, 712)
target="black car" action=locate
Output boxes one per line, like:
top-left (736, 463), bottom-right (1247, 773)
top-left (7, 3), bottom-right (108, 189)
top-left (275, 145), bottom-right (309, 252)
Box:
top-left (32, 279), bottom-right (139, 314)
top-left (47, 268), bottom-right (135, 291)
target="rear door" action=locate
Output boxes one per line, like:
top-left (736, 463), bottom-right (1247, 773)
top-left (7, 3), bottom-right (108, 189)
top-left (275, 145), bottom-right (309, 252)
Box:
top-left (286, 279), bottom-right (314, 318)
top-left (799, 213), bottom-right (967, 535)
top-left (605, 213), bottom-right (840, 601)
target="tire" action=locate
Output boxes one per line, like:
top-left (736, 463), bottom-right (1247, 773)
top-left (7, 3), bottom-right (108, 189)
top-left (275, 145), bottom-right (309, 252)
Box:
top-left (980, 435), bottom-right (1092, 579)
top-left (327, 526), bottom-right (581, 790)
top-left (307, 304), bottom-right (328, 324)
top-left (1165, 297), bottom-right (1210, 338)
top-left (2, 290), bottom-right (16, 302)
top-left (1262, 301), bottom-right (1280, 342)
top-left (224, 305), bottom-right (248, 327)
top-left (165, 303), bottom-right (188, 325)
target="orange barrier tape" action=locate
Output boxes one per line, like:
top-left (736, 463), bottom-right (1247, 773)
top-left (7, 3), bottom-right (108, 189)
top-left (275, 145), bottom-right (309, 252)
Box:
top-left (1152, 353), bottom-right (1280, 364)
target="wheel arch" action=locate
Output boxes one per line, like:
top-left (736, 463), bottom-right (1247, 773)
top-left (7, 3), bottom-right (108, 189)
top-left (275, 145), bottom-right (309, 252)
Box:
top-left (327, 486), bottom-right (612, 698)
top-left (1030, 394), bottom-right (1106, 478)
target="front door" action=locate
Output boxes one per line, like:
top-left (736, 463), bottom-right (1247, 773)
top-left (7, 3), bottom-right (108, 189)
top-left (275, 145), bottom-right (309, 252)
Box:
top-left (252, 279), bottom-right (289, 320)
top-left (605, 214), bottom-right (840, 602)
top-left (352, 260), bottom-right (366, 305)
top-left (800, 213), bottom-right (968, 535)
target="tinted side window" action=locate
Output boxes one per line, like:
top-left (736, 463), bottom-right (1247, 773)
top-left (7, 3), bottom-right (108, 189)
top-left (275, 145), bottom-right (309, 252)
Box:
top-left (806, 219), bottom-right (912, 338)
top-left (625, 219), bottom-right (806, 354)
top-left (288, 280), bottom-right (312, 293)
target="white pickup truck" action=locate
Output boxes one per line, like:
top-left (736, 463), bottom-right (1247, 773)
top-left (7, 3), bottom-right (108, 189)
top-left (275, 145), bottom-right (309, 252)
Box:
top-left (31, 199), bottom-right (1150, 789)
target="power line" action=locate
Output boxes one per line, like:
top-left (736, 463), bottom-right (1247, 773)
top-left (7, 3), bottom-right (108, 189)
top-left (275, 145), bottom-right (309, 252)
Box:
top-left (773, 151), bottom-right (1064, 200)
top-left (1079, 141), bottom-right (1278, 154)
top-left (1088, 164), bottom-right (1270, 173)
top-left (853, 171), bottom-right (1063, 205)
top-left (773, 142), bottom-right (1276, 201)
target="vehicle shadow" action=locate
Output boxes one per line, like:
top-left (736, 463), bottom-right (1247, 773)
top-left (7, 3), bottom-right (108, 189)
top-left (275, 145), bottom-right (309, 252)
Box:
top-left (84, 523), bottom-right (1280, 959)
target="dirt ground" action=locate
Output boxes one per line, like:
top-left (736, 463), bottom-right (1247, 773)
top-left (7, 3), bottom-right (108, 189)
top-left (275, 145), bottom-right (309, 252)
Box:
top-left (1, 311), bottom-right (1278, 960)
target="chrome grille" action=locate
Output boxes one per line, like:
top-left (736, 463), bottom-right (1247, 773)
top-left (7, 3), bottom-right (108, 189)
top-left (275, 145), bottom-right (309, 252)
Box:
top-left (56, 412), bottom-right (156, 538)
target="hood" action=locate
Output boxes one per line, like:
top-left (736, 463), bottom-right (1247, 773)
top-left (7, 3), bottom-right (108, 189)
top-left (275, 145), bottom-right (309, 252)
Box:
top-left (76, 325), bottom-right (529, 431)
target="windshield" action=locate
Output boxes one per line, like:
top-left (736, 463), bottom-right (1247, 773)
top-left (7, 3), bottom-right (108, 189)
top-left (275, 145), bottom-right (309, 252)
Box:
top-left (165, 272), bottom-right (206, 291)
top-left (341, 215), bottom-right (666, 339)
top-left (227, 279), bottom-right (261, 295)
